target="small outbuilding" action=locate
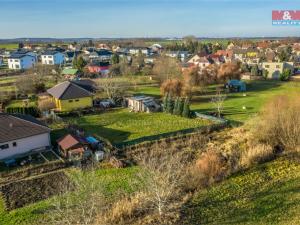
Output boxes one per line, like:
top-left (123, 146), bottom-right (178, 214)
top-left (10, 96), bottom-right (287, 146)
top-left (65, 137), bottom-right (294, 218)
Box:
top-left (57, 134), bottom-right (88, 159)
top-left (225, 80), bottom-right (246, 92)
top-left (126, 96), bottom-right (160, 113)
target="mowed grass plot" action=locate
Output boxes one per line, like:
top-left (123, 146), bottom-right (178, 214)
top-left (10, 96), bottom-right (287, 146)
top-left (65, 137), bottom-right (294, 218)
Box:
top-left (184, 157), bottom-right (300, 225)
top-left (67, 108), bottom-right (210, 144)
top-left (0, 167), bottom-right (138, 225)
top-left (191, 80), bottom-right (300, 122)
top-left (0, 43), bottom-right (18, 50)
top-left (132, 80), bottom-right (300, 122)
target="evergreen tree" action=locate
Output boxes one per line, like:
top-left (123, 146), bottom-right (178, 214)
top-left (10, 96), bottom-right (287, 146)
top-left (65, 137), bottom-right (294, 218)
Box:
top-left (173, 97), bottom-right (184, 115)
top-left (163, 94), bottom-right (168, 112)
top-left (166, 95), bottom-right (174, 114)
top-left (173, 97), bottom-right (179, 115)
top-left (111, 53), bottom-right (120, 64)
top-left (251, 65), bottom-right (259, 76)
top-left (182, 98), bottom-right (191, 118)
top-left (73, 56), bottom-right (87, 72)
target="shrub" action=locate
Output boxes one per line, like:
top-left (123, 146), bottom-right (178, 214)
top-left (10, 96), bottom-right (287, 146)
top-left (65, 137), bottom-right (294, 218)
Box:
top-left (253, 95), bottom-right (300, 151)
top-left (240, 144), bottom-right (274, 168)
top-left (186, 149), bottom-right (227, 190)
top-left (279, 68), bottom-right (291, 81)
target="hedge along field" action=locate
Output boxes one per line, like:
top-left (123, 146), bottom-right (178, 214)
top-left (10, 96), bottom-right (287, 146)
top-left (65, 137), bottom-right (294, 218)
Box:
top-left (66, 108), bottom-right (211, 144)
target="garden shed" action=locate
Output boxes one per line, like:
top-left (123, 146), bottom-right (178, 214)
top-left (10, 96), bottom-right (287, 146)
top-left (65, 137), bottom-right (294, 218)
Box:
top-left (225, 80), bottom-right (246, 92)
top-left (126, 96), bottom-right (160, 113)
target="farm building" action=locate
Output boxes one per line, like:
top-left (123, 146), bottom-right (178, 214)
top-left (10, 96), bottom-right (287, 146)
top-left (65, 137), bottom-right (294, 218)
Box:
top-left (47, 81), bottom-right (94, 112)
top-left (0, 113), bottom-right (51, 160)
top-left (126, 96), bottom-right (160, 113)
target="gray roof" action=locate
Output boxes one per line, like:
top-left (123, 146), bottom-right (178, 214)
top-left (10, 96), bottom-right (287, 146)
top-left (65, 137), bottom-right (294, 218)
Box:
top-left (42, 50), bottom-right (61, 56)
top-left (47, 81), bottom-right (93, 100)
top-left (0, 114), bottom-right (50, 143)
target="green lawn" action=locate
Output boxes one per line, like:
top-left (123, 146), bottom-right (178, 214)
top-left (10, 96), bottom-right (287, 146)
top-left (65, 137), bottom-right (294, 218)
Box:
top-left (132, 80), bottom-right (300, 123)
top-left (0, 43), bottom-right (18, 50)
top-left (0, 167), bottom-right (138, 225)
top-left (5, 99), bottom-right (37, 108)
top-left (184, 156), bottom-right (300, 225)
top-left (62, 108), bottom-right (210, 144)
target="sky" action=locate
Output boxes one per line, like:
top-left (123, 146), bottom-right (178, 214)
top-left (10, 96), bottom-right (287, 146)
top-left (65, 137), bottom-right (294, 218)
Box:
top-left (0, 0), bottom-right (300, 38)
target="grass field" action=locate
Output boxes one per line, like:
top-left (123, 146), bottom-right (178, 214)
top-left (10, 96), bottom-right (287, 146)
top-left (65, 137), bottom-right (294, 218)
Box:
top-left (184, 156), bottom-right (300, 225)
top-left (53, 108), bottom-right (210, 144)
top-left (0, 167), bottom-right (138, 225)
top-left (0, 43), bottom-right (18, 50)
top-left (132, 80), bottom-right (300, 122)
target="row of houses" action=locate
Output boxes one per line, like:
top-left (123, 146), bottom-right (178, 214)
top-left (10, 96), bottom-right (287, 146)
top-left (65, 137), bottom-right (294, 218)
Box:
top-left (7, 49), bottom-right (65, 69)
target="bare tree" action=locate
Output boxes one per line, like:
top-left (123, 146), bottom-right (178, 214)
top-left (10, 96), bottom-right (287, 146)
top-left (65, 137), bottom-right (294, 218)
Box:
top-left (152, 56), bottom-right (182, 83)
top-left (38, 97), bottom-right (56, 113)
top-left (211, 89), bottom-right (226, 118)
top-left (96, 76), bottom-right (129, 102)
top-left (44, 170), bottom-right (108, 225)
top-left (134, 144), bottom-right (188, 217)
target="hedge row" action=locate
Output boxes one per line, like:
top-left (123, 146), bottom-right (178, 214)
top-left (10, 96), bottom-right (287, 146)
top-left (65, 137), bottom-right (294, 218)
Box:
top-left (5, 106), bottom-right (40, 117)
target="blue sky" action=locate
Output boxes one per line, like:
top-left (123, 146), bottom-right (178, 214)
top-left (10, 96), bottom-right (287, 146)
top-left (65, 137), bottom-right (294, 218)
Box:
top-left (0, 0), bottom-right (299, 38)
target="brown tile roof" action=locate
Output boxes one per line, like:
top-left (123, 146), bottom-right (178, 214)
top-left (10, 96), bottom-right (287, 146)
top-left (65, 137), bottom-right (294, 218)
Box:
top-left (57, 134), bottom-right (86, 150)
top-left (47, 81), bottom-right (93, 100)
top-left (0, 114), bottom-right (50, 143)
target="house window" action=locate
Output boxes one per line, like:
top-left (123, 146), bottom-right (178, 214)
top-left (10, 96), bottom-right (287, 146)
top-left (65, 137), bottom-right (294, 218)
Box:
top-left (0, 144), bottom-right (9, 150)
top-left (276, 65), bottom-right (281, 69)
top-left (265, 65), bottom-right (270, 68)
top-left (15, 65), bottom-right (20, 69)
top-left (13, 142), bottom-right (17, 147)
top-left (69, 100), bottom-right (73, 103)
top-left (49, 60), bottom-right (53, 64)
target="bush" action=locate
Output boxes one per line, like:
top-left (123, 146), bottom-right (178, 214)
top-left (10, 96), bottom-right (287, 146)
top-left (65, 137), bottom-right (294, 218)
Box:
top-left (5, 106), bottom-right (40, 117)
top-left (279, 68), bottom-right (291, 81)
top-left (186, 149), bottom-right (227, 190)
top-left (253, 95), bottom-right (300, 151)
top-left (240, 144), bottom-right (274, 168)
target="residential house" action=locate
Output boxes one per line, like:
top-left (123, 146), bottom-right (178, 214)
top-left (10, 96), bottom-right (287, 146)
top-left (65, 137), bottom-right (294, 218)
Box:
top-left (41, 51), bottom-right (65, 65)
top-left (47, 81), bottom-right (94, 112)
top-left (87, 62), bottom-right (110, 75)
top-left (208, 54), bottom-right (225, 65)
top-left (97, 49), bottom-right (112, 62)
top-left (8, 50), bottom-right (37, 70)
top-left (187, 53), bottom-right (207, 64)
top-left (193, 57), bottom-right (212, 70)
top-left (126, 96), bottom-right (160, 113)
top-left (215, 50), bottom-right (234, 62)
top-left (129, 47), bottom-right (150, 56)
top-left (0, 113), bottom-right (51, 160)
top-left (262, 62), bottom-right (294, 79)
top-left (150, 44), bottom-right (163, 53)
top-left (57, 134), bottom-right (88, 159)
top-left (64, 51), bottom-right (81, 63)
top-left (166, 51), bottom-right (190, 62)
